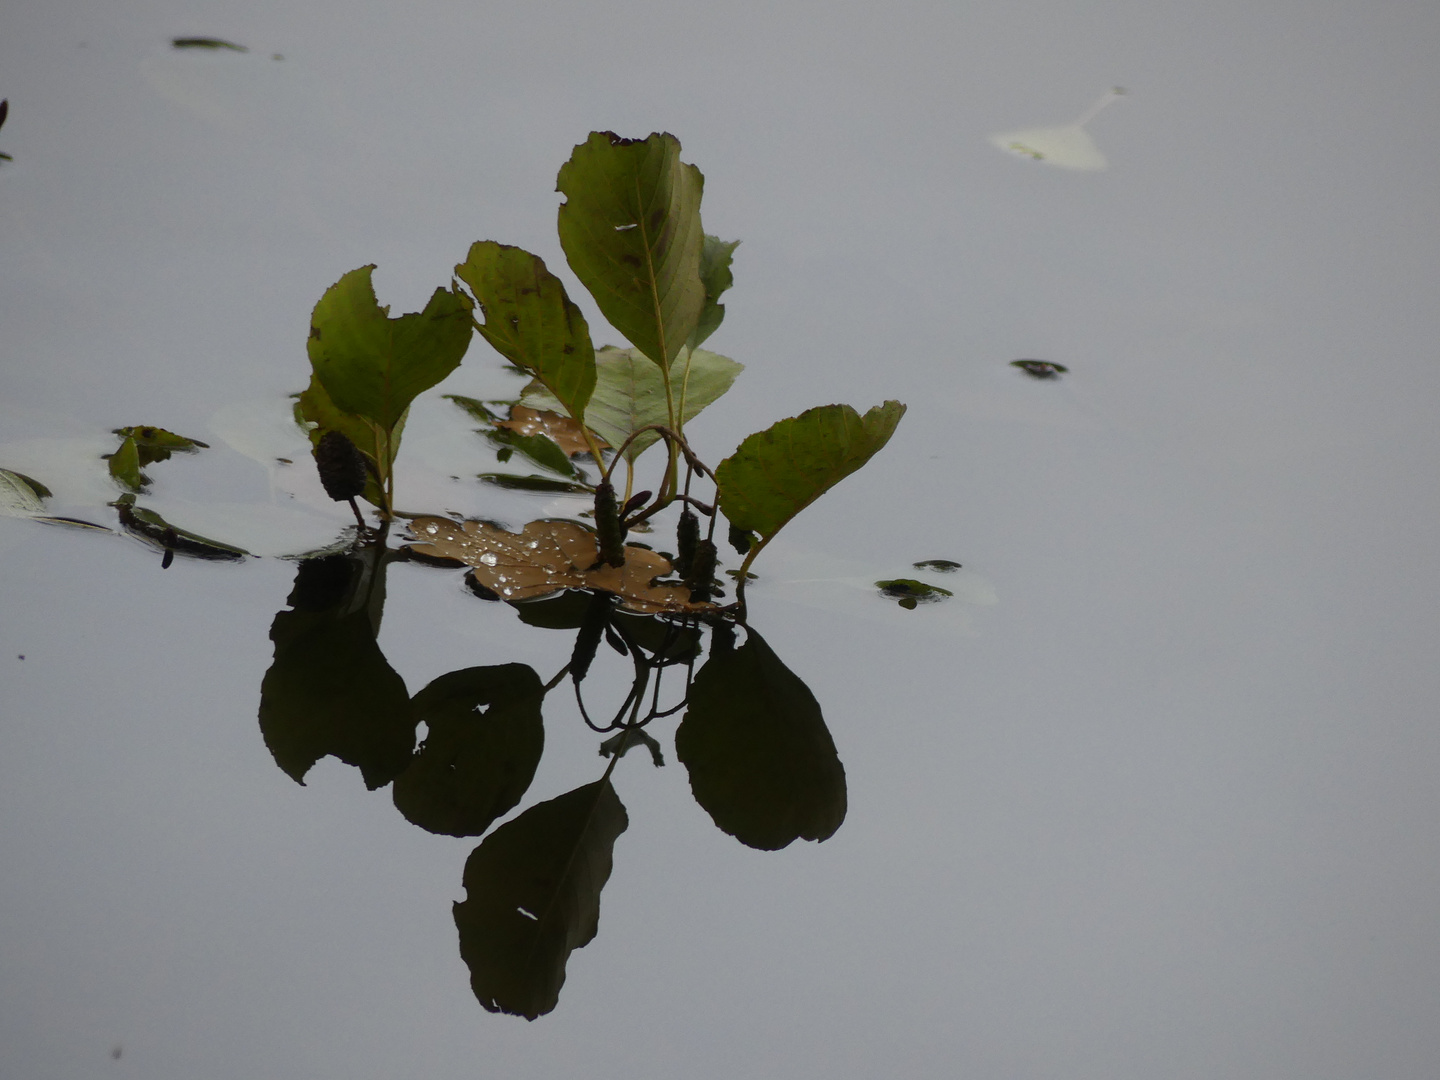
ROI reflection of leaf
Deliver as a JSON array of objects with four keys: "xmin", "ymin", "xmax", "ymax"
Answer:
[
  {"xmin": 308, "ymin": 265, "xmax": 471, "ymax": 433},
  {"xmin": 453, "ymin": 779, "xmax": 628, "ymax": 1019},
  {"xmin": 716, "ymin": 401, "xmax": 906, "ymax": 544},
  {"xmin": 675, "ymin": 628, "xmax": 846, "ymax": 850},
  {"xmin": 556, "ymin": 132, "xmax": 705, "ymax": 370},
  {"xmin": 455, "ymin": 242, "xmax": 596, "ymax": 427},
  {"xmin": 112, "ymin": 494, "xmax": 249, "ymax": 561},
  {"xmin": 258, "ymin": 552, "xmax": 413, "ymax": 789},
  {"xmin": 393, "ymin": 665, "xmax": 544, "ymax": 837},
  {"xmin": 523, "ymin": 346, "xmax": 742, "ymax": 464},
  {"xmin": 407, "ymin": 516, "xmax": 711, "ymax": 614},
  {"xmin": 688, "ymin": 235, "xmax": 740, "ymax": 352}
]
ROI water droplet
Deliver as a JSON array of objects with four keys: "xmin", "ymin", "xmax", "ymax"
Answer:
[
  {"xmin": 526, "ymin": 540, "xmax": 539, "ymax": 550},
  {"xmin": 496, "ymin": 574, "xmax": 508, "ymax": 584},
  {"xmin": 479, "ymin": 552, "xmax": 498, "ymax": 566},
  {"xmin": 502, "ymin": 586, "xmax": 513, "ymax": 596},
  {"xmin": 425, "ymin": 523, "xmax": 438, "ymax": 535}
]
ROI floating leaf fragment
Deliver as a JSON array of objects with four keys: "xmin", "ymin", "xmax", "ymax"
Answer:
[
  {"xmin": 912, "ymin": 558, "xmax": 962, "ymax": 572},
  {"xmin": 1011, "ymin": 359, "xmax": 1068, "ymax": 379},
  {"xmin": 406, "ymin": 516, "xmax": 713, "ymax": 614},
  {"xmin": 478, "ymin": 473, "xmax": 592, "ymax": 495},
  {"xmin": 112, "ymin": 493, "xmax": 249, "ymax": 562},
  {"xmin": 171, "ymin": 37, "xmax": 248, "ymax": 52},
  {"xmin": 876, "ymin": 578, "xmax": 953, "ymax": 610},
  {"xmin": 493, "ymin": 405, "xmax": 598, "ymax": 460}
]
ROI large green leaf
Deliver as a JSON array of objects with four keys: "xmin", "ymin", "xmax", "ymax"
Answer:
[
  {"xmin": 716, "ymin": 401, "xmax": 907, "ymax": 543},
  {"xmin": 307, "ymin": 265, "xmax": 472, "ymax": 432},
  {"xmin": 675, "ymin": 628, "xmax": 846, "ymax": 850},
  {"xmin": 392, "ymin": 665, "xmax": 545, "ymax": 838},
  {"xmin": 455, "ymin": 241, "xmax": 596, "ymax": 424},
  {"xmin": 453, "ymin": 779, "xmax": 628, "ymax": 1019},
  {"xmin": 523, "ymin": 346, "xmax": 742, "ymax": 463},
  {"xmin": 688, "ymin": 235, "xmax": 739, "ymax": 352},
  {"xmin": 556, "ymin": 132, "xmax": 705, "ymax": 370}
]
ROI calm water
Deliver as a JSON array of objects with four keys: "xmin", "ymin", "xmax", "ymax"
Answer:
[{"xmin": 5, "ymin": 2, "xmax": 1440, "ymax": 1077}]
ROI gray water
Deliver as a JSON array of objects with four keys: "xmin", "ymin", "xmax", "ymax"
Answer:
[{"xmin": 4, "ymin": 2, "xmax": 1440, "ymax": 1077}]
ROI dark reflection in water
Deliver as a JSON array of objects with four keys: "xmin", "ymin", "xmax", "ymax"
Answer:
[{"xmin": 257, "ymin": 529, "xmax": 846, "ymax": 1019}]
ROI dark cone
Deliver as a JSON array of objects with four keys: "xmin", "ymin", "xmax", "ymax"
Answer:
[{"xmin": 314, "ymin": 430, "xmax": 368, "ymax": 502}]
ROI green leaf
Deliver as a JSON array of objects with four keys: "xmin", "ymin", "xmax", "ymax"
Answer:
[
  {"xmin": 455, "ymin": 242, "xmax": 596, "ymax": 425},
  {"xmin": 111, "ymin": 426, "xmax": 209, "ymax": 466},
  {"xmin": 688, "ymin": 235, "xmax": 740, "ymax": 351},
  {"xmin": 308, "ymin": 265, "xmax": 472, "ymax": 433},
  {"xmin": 716, "ymin": 401, "xmax": 907, "ymax": 543},
  {"xmin": 556, "ymin": 132, "xmax": 706, "ymax": 370},
  {"xmin": 523, "ymin": 346, "xmax": 743, "ymax": 463},
  {"xmin": 675, "ymin": 628, "xmax": 846, "ymax": 850},
  {"xmin": 453, "ymin": 779, "xmax": 628, "ymax": 1019},
  {"xmin": 107, "ymin": 436, "xmax": 146, "ymax": 492},
  {"xmin": 258, "ymin": 552, "xmax": 413, "ymax": 789},
  {"xmin": 392, "ymin": 665, "xmax": 545, "ymax": 838}
]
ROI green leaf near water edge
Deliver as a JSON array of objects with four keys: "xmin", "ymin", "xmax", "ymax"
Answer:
[
  {"xmin": 453, "ymin": 779, "xmax": 628, "ymax": 1019},
  {"xmin": 556, "ymin": 132, "xmax": 706, "ymax": 371},
  {"xmin": 454, "ymin": 242, "xmax": 596, "ymax": 428},
  {"xmin": 307, "ymin": 265, "xmax": 471, "ymax": 433},
  {"xmin": 392, "ymin": 665, "xmax": 545, "ymax": 838},
  {"xmin": 675, "ymin": 627, "xmax": 846, "ymax": 850},
  {"xmin": 716, "ymin": 401, "xmax": 907, "ymax": 544},
  {"xmin": 522, "ymin": 346, "xmax": 743, "ymax": 464}
]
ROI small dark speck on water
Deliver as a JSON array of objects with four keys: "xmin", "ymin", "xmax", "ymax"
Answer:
[
  {"xmin": 17, "ymin": 655, "xmax": 24, "ymax": 660},
  {"xmin": 111, "ymin": 1045, "xmax": 122, "ymax": 1060}
]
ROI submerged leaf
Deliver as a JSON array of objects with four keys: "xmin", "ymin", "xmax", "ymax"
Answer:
[
  {"xmin": 107, "ymin": 436, "xmax": 146, "ymax": 492},
  {"xmin": 523, "ymin": 346, "xmax": 742, "ymax": 463},
  {"xmin": 454, "ymin": 779, "xmax": 628, "ymax": 1019},
  {"xmin": 556, "ymin": 132, "xmax": 706, "ymax": 369},
  {"xmin": 455, "ymin": 242, "xmax": 596, "ymax": 427},
  {"xmin": 492, "ymin": 405, "xmax": 598, "ymax": 459},
  {"xmin": 406, "ymin": 516, "xmax": 712, "ymax": 614},
  {"xmin": 478, "ymin": 473, "xmax": 592, "ymax": 495},
  {"xmin": 876, "ymin": 578, "xmax": 954, "ymax": 609},
  {"xmin": 675, "ymin": 628, "xmax": 846, "ymax": 849},
  {"xmin": 393, "ymin": 665, "xmax": 545, "ymax": 837},
  {"xmin": 308, "ymin": 265, "xmax": 471, "ymax": 433},
  {"xmin": 716, "ymin": 401, "xmax": 906, "ymax": 543}
]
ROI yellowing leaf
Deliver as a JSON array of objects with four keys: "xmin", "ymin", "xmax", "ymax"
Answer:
[{"xmin": 406, "ymin": 516, "xmax": 713, "ymax": 614}]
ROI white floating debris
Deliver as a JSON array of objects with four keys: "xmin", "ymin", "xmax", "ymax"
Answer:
[{"xmin": 989, "ymin": 87, "xmax": 1126, "ymax": 171}]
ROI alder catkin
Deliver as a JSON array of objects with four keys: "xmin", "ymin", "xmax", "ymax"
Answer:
[{"xmin": 314, "ymin": 430, "xmax": 368, "ymax": 502}]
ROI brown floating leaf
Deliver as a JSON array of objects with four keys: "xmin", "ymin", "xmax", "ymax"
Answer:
[
  {"xmin": 407, "ymin": 517, "xmax": 713, "ymax": 614},
  {"xmin": 493, "ymin": 405, "xmax": 603, "ymax": 459}
]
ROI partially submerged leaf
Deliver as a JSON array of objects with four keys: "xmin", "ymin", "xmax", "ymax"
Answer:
[
  {"xmin": 107, "ymin": 437, "xmax": 146, "ymax": 492},
  {"xmin": 393, "ymin": 665, "xmax": 545, "ymax": 837},
  {"xmin": 876, "ymin": 578, "xmax": 954, "ymax": 610},
  {"xmin": 556, "ymin": 132, "xmax": 706, "ymax": 369},
  {"xmin": 111, "ymin": 426, "xmax": 209, "ymax": 465},
  {"xmin": 308, "ymin": 265, "xmax": 471, "ymax": 433},
  {"xmin": 523, "ymin": 346, "xmax": 742, "ymax": 463},
  {"xmin": 478, "ymin": 473, "xmax": 591, "ymax": 495},
  {"xmin": 1011, "ymin": 359, "xmax": 1069, "ymax": 379},
  {"xmin": 112, "ymin": 494, "xmax": 250, "ymax": 561},
  {"xmin": 912, "ymin": 558, "xmax": 962, "ymax": 573},
  {"xmin": 675, "ymin": 628, "xmax": 846, "ymax": 849},
  {"xmin": 455, "ymin": 242, "xmax": 596, "ymax": 426},
  {"xmin": 716, "ymin": 401, "xmax": 906, "ymax": 543},
  {"xmin": 453, "ymin": 779, "xmax": 628, "ymax": 1019},
  {"xmin": 406, "ymin": 516, "xmax": 712, "ymax": 614}
]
